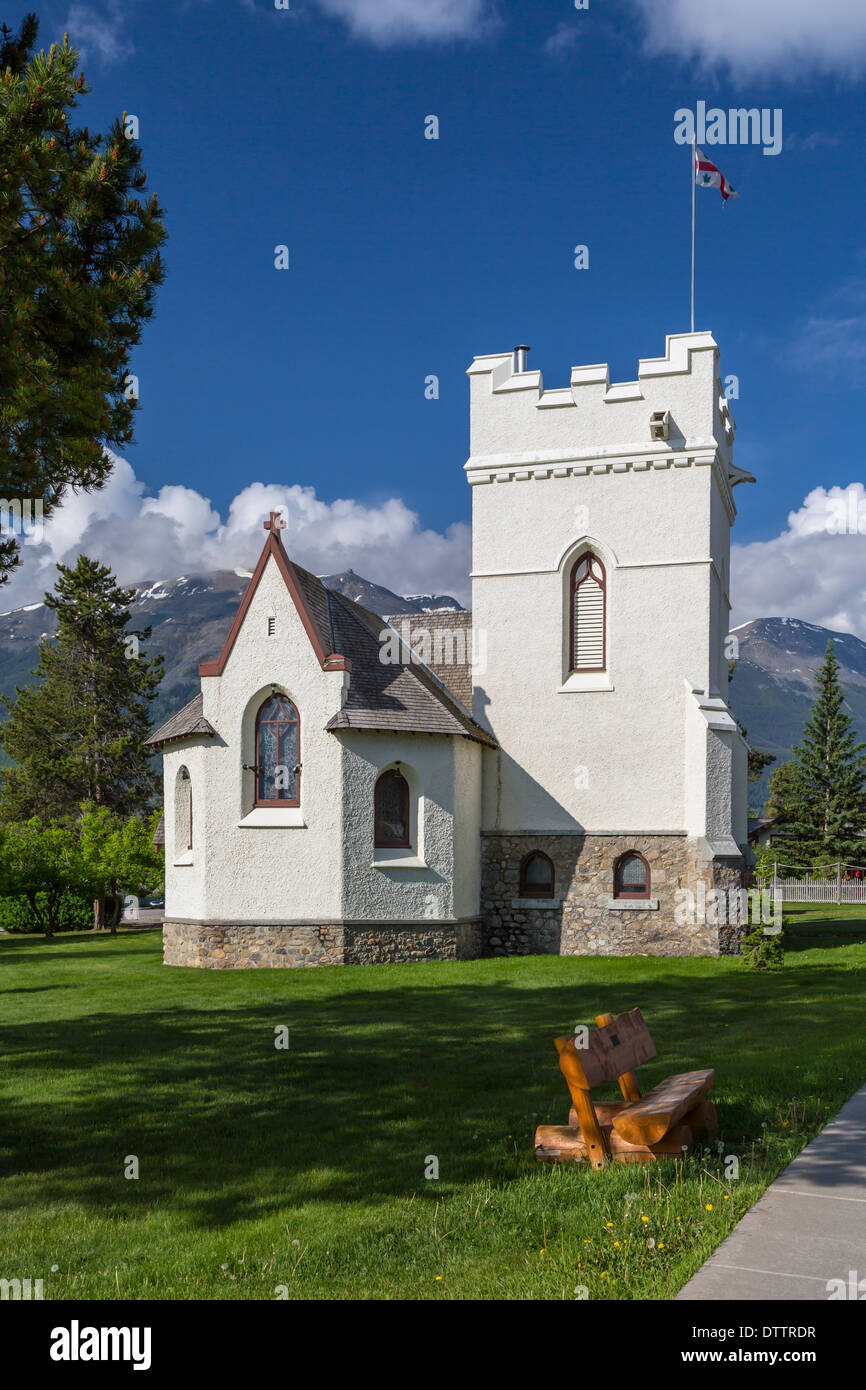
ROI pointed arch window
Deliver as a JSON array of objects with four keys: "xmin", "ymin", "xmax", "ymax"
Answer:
[
  {"xmin": 174, "ymin": 766, "xmax": 193, "ymax": 857},
  {"xmin": 374, "ymin": 768, "xmax": 411, "ymax": 848},
  {"xmin": 519, "ymin": 851, "xmax": 555, "ymax": 899},
  {"xmin": 613, "ymin": 852, "xmax": 650, "ymax": 900},
  {"xmin": 255, "ymin": 694, "xmax": 300, "ymax": 807},
  {"xmin": 570, "ymin": 554, "xmax": 606, "ymax": 672}
]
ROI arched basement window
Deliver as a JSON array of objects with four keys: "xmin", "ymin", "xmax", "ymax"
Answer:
[
  {"xmin": 613, "ymin": 852, "xmax": 650, "ymax": 900},
  {"xmin": 519, "ymin": 851, "xmax": 555, "ymax": 899},
  {"xmin": 255, "ymin": 693, "xmax": 300, "ymax": 806},
  {"xmin": 570, "ymin": 554, "xmax": 606, "ymax": 672},
  {"xmin": 374, "ymin": 767, "xmax": 411, "ymax": 848}
]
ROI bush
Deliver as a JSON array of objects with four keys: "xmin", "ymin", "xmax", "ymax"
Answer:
[
  {"xmin": 740, "ymin": 918, "xmax": 786, "ymax": 970},
  {"xmin": 0, "ymin": 892, "xmax": 93, "ymax": 933}
]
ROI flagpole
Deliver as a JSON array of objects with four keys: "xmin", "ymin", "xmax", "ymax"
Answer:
[{"xmin": 690, "ymin": 136, "xmax": 696, "ymax": 333}]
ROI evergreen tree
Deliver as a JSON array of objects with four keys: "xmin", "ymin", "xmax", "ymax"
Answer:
[
  {"xmin": 0, "ymin": 555, "xmax": 164, "ymax": 821},
  {"xmin": 763, "ymin": 759, "xmax": 803, "ymax": 822},
  {"xmin": 769, "ymin": 641, "xmax": 866, "ymax": 862},
  {"xmin": 0, "ymin": 14, "xmax": 166, "ymax": 580}
]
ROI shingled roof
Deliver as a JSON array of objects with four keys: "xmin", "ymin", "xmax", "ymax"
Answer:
[
  {"xmin": 147, "ymin": 527, "xmax": 496, "ymax": 751},
  {"xmin": 145, "ymin": 693, "xmax": 216, "ymax": 749},
  {"xmin": 385, "ymin": 610, "xmax": 473, "ymax": 710},
  {"xmin": 322, "ymin": 582, "xmax": 495, "ymax": 746}
]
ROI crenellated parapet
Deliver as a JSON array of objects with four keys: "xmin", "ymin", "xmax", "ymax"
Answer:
[{"xmin": 465, "ymin": 331, "xmax": 741, "ymax": 505}]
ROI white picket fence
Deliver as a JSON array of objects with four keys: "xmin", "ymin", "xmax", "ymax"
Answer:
[{"xmin": 773, "ymin": 876, "xmax": 866, "ymax": 904}]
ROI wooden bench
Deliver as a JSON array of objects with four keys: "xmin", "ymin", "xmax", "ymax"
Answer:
[{"xmin": 534, "ymin": 1008, "xmax": 717, "ymax": 1168}]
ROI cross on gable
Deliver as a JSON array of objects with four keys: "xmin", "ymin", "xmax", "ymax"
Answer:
[{"xmin": 264, "ymin": 510, "xmax": 287, "ymax": 534}]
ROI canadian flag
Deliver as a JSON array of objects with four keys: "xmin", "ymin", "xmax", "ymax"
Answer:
[{"xmin": 695, "ymin": 147, "xmax": 738, "ymax": 201}]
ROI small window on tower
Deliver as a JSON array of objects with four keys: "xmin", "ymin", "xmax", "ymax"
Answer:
[
  {"xmin": 570, "ymin": 554, "xmax": 606, "ymax": 672},
  {"xmin": 267, "ymin": 616, "xmax": 276, "ymax": 638}
]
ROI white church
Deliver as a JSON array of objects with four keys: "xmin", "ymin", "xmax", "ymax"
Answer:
[{"xmin": 147, "ymin": 331, "xmax": 751, "ymax": 968}]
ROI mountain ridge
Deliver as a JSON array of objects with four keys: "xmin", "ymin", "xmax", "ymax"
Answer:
[{"xmin": 2, "ymin": 574, "xmax": 864, "ymax": 811}]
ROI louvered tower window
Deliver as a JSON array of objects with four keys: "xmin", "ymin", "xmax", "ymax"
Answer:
[{"xmin": 570, "ymin": 555, "xmax": 606, "ymax": 672}]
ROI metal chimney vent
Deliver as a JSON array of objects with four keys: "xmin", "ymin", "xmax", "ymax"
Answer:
[{"xmin": 512, "ymin": 345, "xmax": 530, "ymax": 374}]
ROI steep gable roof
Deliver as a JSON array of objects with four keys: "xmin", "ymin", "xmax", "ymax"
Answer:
[
  {"xmin": 324, "ymin": 589, "xmax": 495, "ymax": 746},
  {"xmin": 158, "ymin": 526, "xmax": 495, "ymax": 749},
  {"xmin": 385, "ymin": 610, "xmax": 473, "ymax": 710},
  {"xmin": 198, "ymin": 529, "xmax": 349, "ymax": 677}
]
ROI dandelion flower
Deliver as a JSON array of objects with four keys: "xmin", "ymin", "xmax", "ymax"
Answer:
[{"xmin": 705, "ymin": 1203, "xmax": 713, "ymax": 1211}]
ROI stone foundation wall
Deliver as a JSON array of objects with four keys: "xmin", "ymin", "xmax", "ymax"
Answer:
[
  {"xmin": 163, "ymin": 919, "xmax": 483, "ymax": 969},
  {"xmin": 481, "ymin": 834, "xmax": 746, "ymax": 958}
]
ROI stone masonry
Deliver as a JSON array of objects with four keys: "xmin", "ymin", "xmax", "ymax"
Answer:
[
  {"xmin": 163, "ymin": 919, "xmax": 484, "ymax": 968},
  {"xmin": 480, "ymin": 833, "xmax": 746, "ymax": 958}
]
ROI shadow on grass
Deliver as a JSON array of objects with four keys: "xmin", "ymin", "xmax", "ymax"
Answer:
[{"xmin": 1, "ymin": 938, "xmax": 864, "ymax": 1230}]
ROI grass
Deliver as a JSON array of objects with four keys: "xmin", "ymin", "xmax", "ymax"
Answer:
[{"xmin": 1, "ymin": 905, "xmax": 865, "ymax": 1301}]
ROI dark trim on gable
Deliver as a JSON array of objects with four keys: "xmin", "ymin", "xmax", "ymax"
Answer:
[{"xmin": 198, "ymin": 532, "xmax": 351, "ymax": 676}]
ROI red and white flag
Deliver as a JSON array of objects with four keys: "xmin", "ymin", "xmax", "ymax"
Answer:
[{"xmin": 695, "ymin": 147, "xmax": 738, "ymax": 201}]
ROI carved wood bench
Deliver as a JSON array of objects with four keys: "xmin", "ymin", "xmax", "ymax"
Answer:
[{"xmin": 534, "ymin": 1007, "xmax": 717, "ymax": 1168}]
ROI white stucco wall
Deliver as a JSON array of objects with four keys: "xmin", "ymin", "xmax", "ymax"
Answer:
[
  {"xmin": 161, "ymin": 553, "xmax": 484, "ymax": 924},
  {"xmin": 162, "ymin": 742, "xmax": 208, "ymax": 921},
  {"xmin": 467, "ymin": 333, "xmax": 745, "ymax": 843},
  {"xmin": 452, "ymin": 736, "xmax": 483, "ymax": 917},
  {"xmin": 339, "ymin": 730, "xmax": 481, "ymax": 921},
  {"xmin": 168, "ymin": 556, "xmax": 348, "ymax": 921}
]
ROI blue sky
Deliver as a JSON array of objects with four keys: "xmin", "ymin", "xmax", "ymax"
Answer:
[{"xmin": 7, "ymin": 0, "xmax": 866, "ymax": 632}]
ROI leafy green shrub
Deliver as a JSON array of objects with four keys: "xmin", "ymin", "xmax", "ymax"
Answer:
[
  {"xmin": 0, "ymin": 892, "xmax": 93, "ymax": 933},
  {"xmin": 740, "ymin": 918, "xmax": 786, "ymax": 970}
]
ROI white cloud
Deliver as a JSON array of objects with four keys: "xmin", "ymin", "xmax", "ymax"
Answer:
[
  {"xmin": 785, "ymin": 131, "xmax": 841, "ymax": 152},
  {"xmin": 787, "ymin": 279, "xmax": 866, "ymax": 372},
  {"xmin": 1, "ymin": 454, "xmax": 471, "ymax": 610},
  {"xmin": 543, "ymin": 22, "xmax": 580, "ymax": 59},
  {"xmin": 631, "ymin": 0, "xmax": 866, "ymax": 78},
  {"xmin": 64, "ymin": 2, "xmax": 134, "ymax": 66},
  {"xmin": 311, "ymin": 0, "xmax": 496, "ymax": 45},
  {"xmin": 732, "ymin": 484, "xmax": 866, "ymax": 638},
  {"xmin": 63, "ymin": 0, "xmax": 495, "ymax": 59}
]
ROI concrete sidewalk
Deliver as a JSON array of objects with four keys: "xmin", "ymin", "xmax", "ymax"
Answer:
[{"xmin": 677, "ymin": 1085, "xmax": 866, "ymax": 1300}]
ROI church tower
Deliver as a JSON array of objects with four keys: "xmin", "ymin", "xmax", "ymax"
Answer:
[{"xmin": 466, "ymin": 332, "xmax": 750, "ymax": 956}]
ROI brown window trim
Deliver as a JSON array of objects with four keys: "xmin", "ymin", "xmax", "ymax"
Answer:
[
  {"xmin": 519, "ymin": 851, "xmax": 555, "ymax": 899},
  {"xmin": 613, "ymin": 851, "xmax": 651, "ymax": 899},
  {"xmin": 254, "ymin": 696, "xmax": 301, "ymax": 809},
  {"xmin": 374, "ymin": 768, "xmax": 411, "ymax": 849},
  {"xmin": 570, "ymin": 553, "xmax": 606, "ymax": 674}
]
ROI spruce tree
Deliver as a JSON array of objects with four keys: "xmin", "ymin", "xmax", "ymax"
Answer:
[
  {"xmin": 0, "ymin": 555, "xmax": 164, "ymax": 821},
  {"xmin": 763, "ymin": 759, "xmax": 803, "ymax": 822},
  {"xmin": 0, "ymin": 15, "xmax": 166, "ymax": 580},
  {"xmin": 774, "ymin": 641, "xmax": 866, "ymax": 862}
]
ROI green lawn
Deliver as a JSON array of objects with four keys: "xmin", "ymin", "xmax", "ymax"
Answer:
[{"xmin": 1, "ymin": 906, "xmax": 865, "ymax": 1301}]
